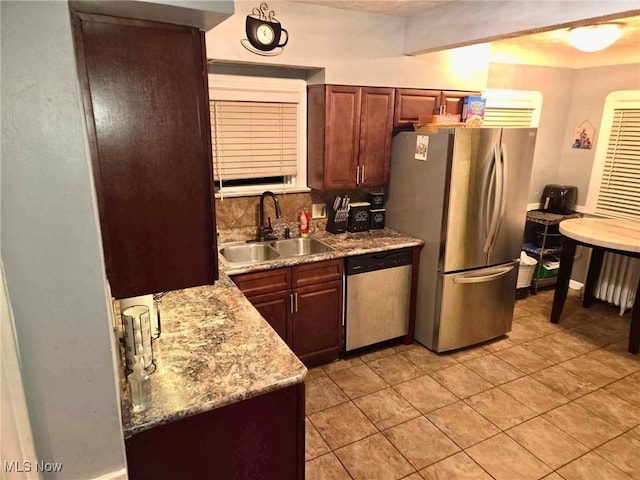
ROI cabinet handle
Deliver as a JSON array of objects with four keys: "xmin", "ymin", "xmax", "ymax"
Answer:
[
  {"xmin": 290, "ymin": 293, "xmax": 294, "ymax": 314},
  {"xmin": 361, "ymin": 164, "xmax": 365, "ymax": 183},
  {"xmin": 356, "ymin": 165, "xmax": 360, "ymax": 184},
  {"xmin": 294, "ymin": 292, "xmax": 298, "ymax": 312}
]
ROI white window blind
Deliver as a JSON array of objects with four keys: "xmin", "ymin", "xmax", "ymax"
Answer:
[
  {"xmin": 481, "ymin": 89, "xmax": 542, "ymax": 127},
  {"xmin": 211, "ymin": 100, "xmax": 298, "ymax": 181},
  {"xmin": 482, "ymin": 107, "xmax": 535, "ymax": 127},
  {"xmin": 595, "ymin": 107, "xmax": 640, "ymax": 219}
]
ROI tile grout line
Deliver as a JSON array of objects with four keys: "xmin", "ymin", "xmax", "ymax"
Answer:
[{"xmin": 305, "ymin": 294, "xmax": 638, "ymax": 479}]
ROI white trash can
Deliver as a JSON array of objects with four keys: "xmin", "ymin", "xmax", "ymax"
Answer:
[{"xmin": 517, "ymin": 252, "xmax": 538, "ymax": 289}]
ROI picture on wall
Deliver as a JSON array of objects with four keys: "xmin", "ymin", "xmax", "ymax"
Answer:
[{"xmin": 572, "ymin": 127, "xmax": 595, "ymax": 149}]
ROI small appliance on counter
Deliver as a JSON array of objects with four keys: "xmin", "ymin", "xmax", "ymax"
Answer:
[
  {"xmin": 347, "ymin": 202, "xmax": 370, "ymax": 232},
  {"xmin": 540, "ymin": 184, "xmax": 577, "ymax": 214},
  {"xmin": 369, "ymin": 209, "xmax": 386, "ymax": 229},
  {"xmin": 368, "ymin": 192, "xmax": 385, "ymax": 210}
]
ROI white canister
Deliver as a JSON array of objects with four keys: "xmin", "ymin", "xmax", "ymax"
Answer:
[{"xmin": 122, "ymin": 305, "xmax": 153, "ymax": 372}]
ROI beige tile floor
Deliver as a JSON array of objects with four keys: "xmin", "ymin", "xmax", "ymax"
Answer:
[{"xmin": 304, "ymin": 289, "xmax": 640, "ymax": 480}]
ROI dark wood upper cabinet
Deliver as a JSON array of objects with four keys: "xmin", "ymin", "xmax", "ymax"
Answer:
[
  {"xmin": 72, "ymin": 13, "xmax": 217, "ymax": 299},
  {"xmin": 308, "ymin": 85, "xmax": 394, "ymax": 190},
  {"xmin": 393, "ymin": 89, "xmax": 481, "ymax": 128},
  {"xmin": 393, "ymin": 89, "xmax": 441, "ymax": 128},
  {"xmin": 359, "ymin": 87, "xmax": 395, "ymax": 188},
  {"xmin": 440, "ymin": 90, "xmax": 481, "ymax": 116}
]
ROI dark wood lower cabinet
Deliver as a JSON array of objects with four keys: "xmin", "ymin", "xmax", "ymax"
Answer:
[
  {"xmin": 232, "ymin": 259, "xmax": 344, "ymax": 368},
  {"xmin": 125, "ymin": 383, "xmax": 305, "ymax": 480},
  {"xmin": 248, "ymin": 289, "xmax": 293, "ymax": 346},
  {"xmin": 293, "ymin": 280, "xmax": 343, "ymax": 366}
]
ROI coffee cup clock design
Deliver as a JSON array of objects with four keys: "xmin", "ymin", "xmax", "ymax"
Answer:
[{"xmin": 242, "ymin": 3, "xmax": 289, "ymax": 56}]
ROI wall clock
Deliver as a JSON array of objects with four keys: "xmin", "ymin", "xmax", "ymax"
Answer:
[{"xmin": 242, "ymin": 3, "xmax": 289, "ymax": 56}]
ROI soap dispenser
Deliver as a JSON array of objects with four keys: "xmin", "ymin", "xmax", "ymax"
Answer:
[{"xmin": 128, "ymin": 355, "xmax": 152, "ymax": 413}]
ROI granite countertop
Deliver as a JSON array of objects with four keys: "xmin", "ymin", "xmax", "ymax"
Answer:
[
  {"xmin": 122, "ymin": 228, "xmax": 423, "ymax": 438},
  {"xmin": 120, "ymin": 274, "xmax": 307, "ymax": 438},
  {"xmin": 220, "ymin": 227, "xmax": 424, "ymax": 275}
]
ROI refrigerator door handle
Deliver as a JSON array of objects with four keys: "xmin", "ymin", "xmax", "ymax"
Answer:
[
  {"xmin": 452, "ymin": 265, "xmax": 515, "ymax": 284},
  {"xmin": 480, "ymin": 154, "xmax": 493, "ymax": 241},
  {"xmin": 483, "ymin": 144, "xmax": 502, "ymax": 253},
  {"xmin": 490, "ymin": 142, "xmax": 509, "ymax": 251}
]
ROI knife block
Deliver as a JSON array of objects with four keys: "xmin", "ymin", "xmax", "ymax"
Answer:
[{"xmin": 326, "ymin": 208, "xmax": 348, "ymax": 234}]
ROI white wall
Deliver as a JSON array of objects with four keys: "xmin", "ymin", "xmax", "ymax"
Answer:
[
  {"xmin": 206, "ymin": 0, "xmax": 490, "ymax": 91},
  {"xmin": 1, "ymin": 2, "xmax": 127, "ymax": 478},
  {"xmin": 557, "ymin": 62, "xmax": 640, "ymax": 205},
  {"xmin": 403, "ymin": 0, "xmax": 640, "ymax": 54}
]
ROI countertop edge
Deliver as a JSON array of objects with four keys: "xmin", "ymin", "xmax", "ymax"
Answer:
[{"xmin": 124, "ymin": 368, "xmax": 306, "ymax": 438}]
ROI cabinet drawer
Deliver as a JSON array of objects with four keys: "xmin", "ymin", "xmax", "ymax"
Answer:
[
  {"xmin": 292, "ymin": 259, "xmax": 343, "ymax": 288},
  {"xmin": 232, "ymin": 268, "xmax": 291, "ymax": 296}
]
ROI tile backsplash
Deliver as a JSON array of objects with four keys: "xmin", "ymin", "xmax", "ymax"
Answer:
[
  {"xmin": 215, "ymin": 189, "xmax": 375, "ymax": 243},
  {"xmin": 215, "ymin": 192, "xmax": 323, "ymax": 243}
]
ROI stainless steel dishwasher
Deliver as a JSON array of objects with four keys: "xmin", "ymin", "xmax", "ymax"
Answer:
[{"xmin": 345, "ymin": 248, "xmax": 412, "ymax": 351}]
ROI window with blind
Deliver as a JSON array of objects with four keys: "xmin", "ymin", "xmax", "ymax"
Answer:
[
  {"xmin": 482, "ymin": 89, "xmax": 542, "ymax": 127},
  {"xmin": 482, "ymin": 107, "xmax": 535, "ymax": 127},
  {"xmin": 208, "ymin": 74, "xmax": 308, "ymax": 197},
  {"xmin": 587, "ymin": 90, "xmax": 640, "ymax": 220}
]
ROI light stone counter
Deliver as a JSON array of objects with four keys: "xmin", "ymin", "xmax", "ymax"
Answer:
[
  {"xmin": 559, "ymin": 218, "xmax": 640, "ymax": 253},
  {"xmin": 120, "ymin": 274, "xmax": 307, "ymax": 438}
]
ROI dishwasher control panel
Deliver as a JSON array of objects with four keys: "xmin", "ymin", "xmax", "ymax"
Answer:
[{"xmin": 345, "ymin": 248, "xmax": 413, "ymax": 275}]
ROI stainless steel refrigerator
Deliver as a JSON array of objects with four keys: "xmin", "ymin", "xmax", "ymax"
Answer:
[{"xmin": 386, "ymin": 128, "xmax": 537, "ymax": 352}]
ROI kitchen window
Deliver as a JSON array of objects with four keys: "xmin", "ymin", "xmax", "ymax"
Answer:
[
  {"xmin": 208, "ymin": 74, "xmax": 309, "ymax": 197},
  {"xmin": 482, "ymin": 89, "xmax": 543, "ymax": 127},
  {"xmin": 586, "ymin": 90, "xmax": 640, "ymax": 220}
]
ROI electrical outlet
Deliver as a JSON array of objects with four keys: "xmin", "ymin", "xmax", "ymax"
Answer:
[{"xmin": 311, "ymin": 203, "xmax": 327, "ymax": 219}]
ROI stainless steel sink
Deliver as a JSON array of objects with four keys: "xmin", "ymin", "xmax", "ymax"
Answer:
[
  {"xmin": 219, "ymin": 243, "xmax": 280, "ymax": 265},
  {"xmin": 271, "ymin": 237, "xmax": 335, "ymax": 257}
]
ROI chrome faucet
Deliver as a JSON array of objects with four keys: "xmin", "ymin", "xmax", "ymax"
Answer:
[{"xmin": 257, "ymin": 191, "xmax": 282, "ymax": 241}]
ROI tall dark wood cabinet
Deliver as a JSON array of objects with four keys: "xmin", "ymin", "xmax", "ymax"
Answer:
[
  {"xmin": 72, "ymin": 13, "xmax": 217, "ymax": 299},
  {"xmin": 308, "ymin": 85, "xmax": 394, "ymax": 190}
]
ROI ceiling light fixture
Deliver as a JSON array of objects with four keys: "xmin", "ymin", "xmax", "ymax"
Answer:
[{"xmin": 568, "ymin": 23, "xmax": 623, "ymax": 52}]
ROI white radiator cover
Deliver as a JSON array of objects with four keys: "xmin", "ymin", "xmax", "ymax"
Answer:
[{"xmin": 594, "ymin": 252, "xmax": 640, "ymax": 315}]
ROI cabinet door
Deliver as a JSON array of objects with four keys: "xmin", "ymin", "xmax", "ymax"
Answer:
[
  {"xmin": 72, "ymin": 13, "xmax": 216, "ymax": 298},
  {"xmin": 359, "ymin": 87, "xmax": 395, "ymax": 188},
  {"xmin": 247, "ymin": 290, "xmax": 292, "ymax": 346},
  {"xmin": 393, "ymin": 89, "xmax": 440, "ymax": 128},
  {"xmin": 292, "ymin": 280, "xmax": 343, "ymax": 367},
  {"xmin": 440, "ymin": 90, "xmax": 481, "ymax": 116},
  {"xmin": 323, "ymin": 85, "xmax": 361, "ymax": 189}
]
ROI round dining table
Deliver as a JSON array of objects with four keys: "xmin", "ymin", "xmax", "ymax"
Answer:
[{"xmin": 550, "ymin": 217, "xmax": 640, "ymax": 354}]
